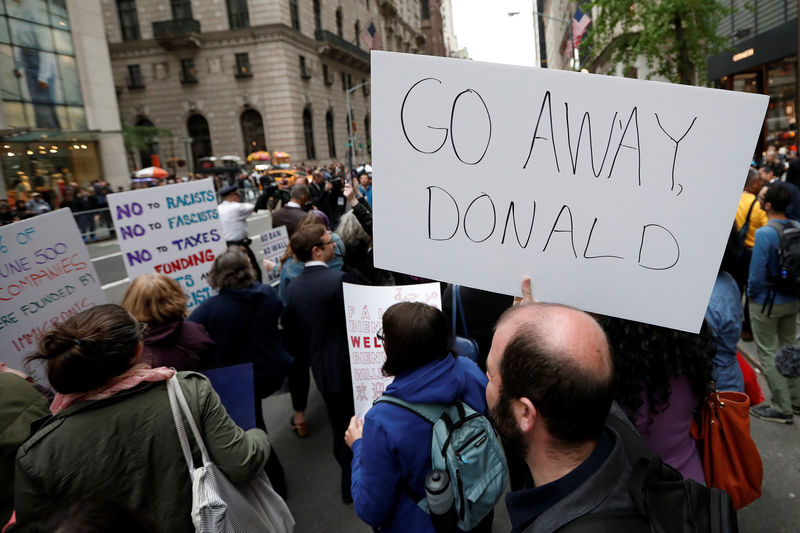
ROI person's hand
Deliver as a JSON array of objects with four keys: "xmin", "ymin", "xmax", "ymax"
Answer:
[
  {"xmin": 513, "ymin": 277, "xmax": 535, "ymax": 306},
  {"xmin": 325, "ymin": 181, "xmax": 333, "ymax": 192},
  {"xmin": 0, "ymin": 362, "xmax": 28, "ymax": 379},
  {"xmin": 345, "ymin": 416, "xmax": 363, "ymax": 448},
  {"xmin": 352, "ymin": 178, "xmax": 363, "ymax": 199},
  {"xmin": 262, "ymin": 258, "xmax": 275, "ymax": 272},
  {"xmin": 344, "ymin": 180, "xmax": 358, "ymax": 207}
]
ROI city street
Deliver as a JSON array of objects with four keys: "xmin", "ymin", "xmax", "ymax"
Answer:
[{"xmin": 82, "ymin": 210, "xmax": 800, "ymax": 533}]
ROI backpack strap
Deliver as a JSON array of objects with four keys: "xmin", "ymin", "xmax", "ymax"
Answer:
[
  {"xmin": 738, "ymin": 198, "xmax": 757, "ymax": 240},
  {"xmin": 373, "ymin": 395, "xmax": 445, "ymax": 424}
]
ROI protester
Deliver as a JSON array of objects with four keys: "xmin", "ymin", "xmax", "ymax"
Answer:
[
  {"xmin": 734, "ymin": 167, "xmax": 767, "ymax": 341},
  {"xmin": 748, "ymin": 182, "xmax": 800, "ymax": 423},
  {"xmin": 70, "ymin": 188, "xmax": 96, "ymax": 241},
  {"xmin": 485, "ymin": 282, "xmax": 640, "ymax": 532},
  {"xmin": 272, "ymin": 183, "xmax": 310, "ymax": 236},
  {"xmin": 345, "ymin": 302, "xmax": 491, "ymax": 532},
  {"xmin": 121, "ymin": 273, "xmax": 215, "ymax": 371},
  {"xmin": 596, "ymin": 316, "xmax": 712, "ymax": 484},
  {"xmin": 1, "ymin": 367, "xmax": 50, "ymax": 526},
  {"xmin": 25, "ymin": 193, "xmax": 50, "ymax": 215},
  {"xmin": 283, "ymin": 224, "xmax": 355, "ymax": 503},
  {"xmin": 14, "ymin": 304, "xmax": 270, "ymax": 532}
]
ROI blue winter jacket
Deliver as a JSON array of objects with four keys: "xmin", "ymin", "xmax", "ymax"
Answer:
[{"xmin": 350, "ymin": 355, "xmax": 488, "ymax": 532}]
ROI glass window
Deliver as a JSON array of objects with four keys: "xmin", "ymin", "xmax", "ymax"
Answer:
[
  {"xmin": 336, "ymin": 8, "xmax": 343, "ymax": 39},
  {"xmin": 128, "ymin": 64, "xmax": 144, "ymax": 88},
  {"xmin": 323, "ymin": 64, "xmax": 332, "ymax": 85},
  {"xmin": 290, "ymin": 0, "xmax": 300, "ymax": 30},
  {"xmin": 341, "ymin": 71, "xmax": 346, "ymax": 90},
  {"xmin": 0, "ymin": 18, "xmax": 9, "ymax": 44},
  {"xmin": 235, "ymin": 52, "xmax": 251, "ymax": 76},
  {"xmin": 313, "ymin": 0, "xmax": 321, "ymax": 32},
  {"xmin": 226, "ymin": 0, "xmax": 250, "ymax": 29},
  {"xmin": 2, "ymin": 101, "xmax": 30, "ymax": 128},
  {"xmin": 241, "ymin": 109, "xmax": 266, "ymax": 153},
  {"xmin": 421, "ymin": 0, "xmax": 430, "ymax": 20},
  {"xmin": 58, "ymin": 54, "xmax": 82, "ymax": 104},
  {"xmin": 48, "ymin": 0, "xmax": 70, "ymax": 29},
  {"xmin": 9, "ymin": 19, "xmax": 55, "ymax": 51},
  {"xmin": 0, "ymin": 44, "xmax": 22, "ymax": 100},
  {"xmin": 325, "ymin": 110, "xmax": 336, "ymax": 158},
  {"xmin": 303, "ymin": 107, "xmax": 315, "ymax": 160},
  {"xmin": 67, "ymin": 105, "xmax": 86, "ymax": 130},
  {"xmin": 188, "ymin": 114, "xmax": 213, "ymax": 167},
  {"xmin": 766, "ymin": 58, "xmax": 798, "ymax": 152},
  {"xmin": 6, "ymin": 0, "xmax": 49, "ymax": 25},
  {"xmin": 354, "ymin": 21, "xmax": 360, "ymax": 48},
  {"xmin": 180, "ymin": 58, "xmax": 197, "ymax": 83},
  {"xmin": 299, "ymin": 56, "xmax": 309, "ymax": 79},
  {"xmin": 171, "ymin": 0, "xmax": 193, "ymax": 19},
  {"xmin": 52, "ymin": 29, "xmax": 73, "ymax": 55},
  {"xmin": 116, "ymin": 0, "xmax": 141, "ymax": 41}
]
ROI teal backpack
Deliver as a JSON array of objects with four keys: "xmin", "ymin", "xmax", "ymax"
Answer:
[{"xmin": 374, "ymin": 395, "xmax": 508, "ymax": 531}]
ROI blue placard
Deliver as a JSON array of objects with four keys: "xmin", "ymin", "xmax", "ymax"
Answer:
[{"xmin": 201, "ymin": 363, "xmax": 256, "ymax": 430}]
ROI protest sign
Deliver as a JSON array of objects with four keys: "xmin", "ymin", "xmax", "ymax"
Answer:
[
  {"xmin": 0, "ymin": 209, "xmax": 106, "ymax": 373},
  {"xmin": 260, "ymin": 226, "xmax": 289, "ymax": 282},
  {"xmin": 371, "ymin": 51, "xmax": 769, "ymax": 332},
  {"xmin": 343, "ymin": 282, "xmax": 441, "ymax": 419},
  {"xmin": 108, "ymin": 179, "xmax": 226, "ymax": 311}
]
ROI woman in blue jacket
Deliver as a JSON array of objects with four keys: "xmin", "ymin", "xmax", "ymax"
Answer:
[{"xmin": 345, "ymin": 302, "xmax": 491, "ymax": 532}]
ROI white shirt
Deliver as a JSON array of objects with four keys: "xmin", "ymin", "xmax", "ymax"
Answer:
[
  {"xmin": 305, "ymin": 261, "xmax": 328, "ymax": 268},
  {"xmin": 217, "ymin": 200, "xmax": 254, "ymax": 241}
]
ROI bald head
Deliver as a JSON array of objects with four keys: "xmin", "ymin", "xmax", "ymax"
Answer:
[{"xmin": 490, "ymin": 303, "xmax": 614, "ymax": 447}]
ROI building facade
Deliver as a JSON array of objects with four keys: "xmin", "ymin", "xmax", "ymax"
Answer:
[
  {"xmin": 707, "ymin": 0, "xmax": 799, "ymax": 156},
  {"xmin": 0, "ymin": 0, "xmax": 128, "ymax": 202},
  {"xmin": 420, "ymin": 0, "xmax": 445, "ymax": 57},
  {"xmin": 105, "ymin": 0, "xmax": 426, "ymax": 171}
]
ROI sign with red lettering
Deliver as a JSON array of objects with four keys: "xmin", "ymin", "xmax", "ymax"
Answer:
[
  {"xmin": 343, "ymin": 282, "xmax": 442, "ymax": 419},
  {"xmin": 0, "ymin": 209, "xmax": 106, "ymax": 376},
  {"xmin": 108, "ymin": 179, "xmax": 226, "ymax": 310},
  {"xmin": 371, "ymin": 51, "xmax": 769, "ymax": 332}
]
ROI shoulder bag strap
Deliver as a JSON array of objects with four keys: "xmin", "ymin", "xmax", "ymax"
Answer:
[
  {"xmin": 739, "ymin": 199, "xmax": 757, "ymax": 237},
  {"xmin": 455, "ymin": 285, "xmax": 470, "ymax": 339},
  {"xmin": 450, "ymin": 285, "xmax": 458, "ymax": 338},
  {"xmin": 168, "ymin": 375, "xmax": 211, "ymax": 467},
  {"xmin": 167, "ymin": 375, "xmax": 197, "ymax": 475}
]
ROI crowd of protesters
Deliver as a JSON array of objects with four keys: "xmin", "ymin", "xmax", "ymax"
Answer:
[{"xmin": 0, "ymin": 145, "xmax": 796, "ymax": 532}]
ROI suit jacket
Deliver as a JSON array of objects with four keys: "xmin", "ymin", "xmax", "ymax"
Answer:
[
  {"xmin": 284, "ymin": 265, "xmax": 352, "ymax": 394},
  {"xmin": 271, "ymin": 205, "xmax": 307, "ymax": 236}
]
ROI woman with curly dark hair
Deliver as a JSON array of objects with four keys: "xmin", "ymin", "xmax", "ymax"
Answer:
[{"xmin": 595, "ymin": 316, "xmax": 713, "ymax": 484}]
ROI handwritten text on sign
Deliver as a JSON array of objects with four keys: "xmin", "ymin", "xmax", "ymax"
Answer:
[
  {"xmin": 260, "ymin": 226, "xmax": 289, "ymax": 283},
  {"xmin": 0, "ymin": 209, "xmax": 106, "ymax": 371},
  {"xmin": 371, "ymin": 52, "xmax": 769, "ymax": 332},
  {"xmin": 108, "ymin": 179, "xmax": 227, "ymax": 309},
  {"xmin": 343, "ymin": 282, "xmax": 442, "ymax": 419}
]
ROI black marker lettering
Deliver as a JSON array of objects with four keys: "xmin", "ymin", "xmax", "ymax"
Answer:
[
  {"xmin": 400, "ymin": 78, "xmax": 448, "ymax": 154},
  {"xmin": 427, "ymin": 186, "xmax": 459, "ymax": 240},
  {"xmin": 501, "ymin": 201, "xmax": 536, "ymax": 248},
  {"xmin": 607, "ymin": 107, "xmax": 641, "ymax": 185},
  {"xmin": 450, "ymin": 89, "xmax": 492, "ymax": 165},
  {"xmin": 542, "ymin": 205, "xmax": 577, "ymax": 258},
  {"xmin": 583, "ymin": 218, "xmax": 624, "ymax": 259},
  {"xmin": 463, "ymin": 193, "xmax": 497, "ymax": 242},
  {"xmin": 654, "ymin": 113, "xmax": 697, "ymax": 193},
  {"xmin": 638, "ymin": 224, "xmax": 680, "ymax": 270},
  {"xmin": 523, "ymin": 91, "xmax": 560, "ymax": 172},
  {"xmin": 565, "ymin": 104, "xmax": 619, "ymax": 178}
]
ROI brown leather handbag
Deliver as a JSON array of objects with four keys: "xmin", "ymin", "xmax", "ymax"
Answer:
[{"xmin": 691, "ymin": 387, "xmax": 763, "ymax": 510}]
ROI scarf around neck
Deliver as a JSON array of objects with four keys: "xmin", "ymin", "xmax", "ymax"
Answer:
[{"xmin": 50, "ymin": 364, "xmax": 175, "ymax": 415}]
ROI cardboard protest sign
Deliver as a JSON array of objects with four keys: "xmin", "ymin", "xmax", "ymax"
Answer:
[
  {"xmin": 0, "ymin": 209, "xmax": 106, "ymax": 373},
  {"xmin": 371, "ymin": 51, "xmax": 769, "ymax": 333},
  {"xmin": 108, "ymin": 179, "xmax": 226, "ymax": 311},
  {"xmin": 260, "ymin": 226, "xmax": 289, "ymax": 282},
  {"xmin": 343, "ymin": 282, "xmax": 442, "ymax": 419}
]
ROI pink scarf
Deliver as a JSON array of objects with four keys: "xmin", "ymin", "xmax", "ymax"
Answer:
[{"xmin": 50, "ymin": 364, "xmax": 175, "ymax": 415}]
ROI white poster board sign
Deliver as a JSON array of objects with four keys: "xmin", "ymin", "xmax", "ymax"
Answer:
[
  {"xmin": 344, "ymin": 282, "xmax": 442, "ymax": 419},
  {"xmin": 108, "ymin": 179, "xmax": 226, "ymax": 311},
  {"xmin": 260, "ymin": 226, "xmax": 289, "ymax": 282},
  {"xmin": 0, "ymin": 209, "xmax": 106, "ymax": 373},
  {"xmin": 371, "ymin": 51, "xmax": 769, "ymax": 332}
]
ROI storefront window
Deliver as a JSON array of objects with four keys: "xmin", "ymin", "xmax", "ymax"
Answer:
[
  {"xmin": 2, "ymin": 142, "xmax": 100, "ymax": 205},
  {"xmin": 766, "ymin": 58, "xmax": 797, "ymax": 152}
]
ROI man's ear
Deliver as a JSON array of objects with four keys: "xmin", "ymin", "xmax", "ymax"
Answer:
[{"xmin": 514, "ymin": 397, "xmax": 538, "ymax": 434}]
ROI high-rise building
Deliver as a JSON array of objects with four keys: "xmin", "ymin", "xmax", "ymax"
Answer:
[
  {"xmin": 105, "ymin": 0, "xmax": 425, "ymax": 171},
  {"xmin": 0, "ymin": 0, "xmax": 127, "ymax": 202}
]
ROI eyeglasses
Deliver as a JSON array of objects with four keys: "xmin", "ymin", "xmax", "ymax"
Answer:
[
  {"xmin": 376, "ymin": 328, "xmax": 385, "ymax": 342},
  {"xmin": 315, "ymin": 240, "xmax": 335, "ymax": 248}
]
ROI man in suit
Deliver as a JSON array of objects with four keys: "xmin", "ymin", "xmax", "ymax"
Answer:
[
  {"xmin": 283, "ymin": 224, "xmax": 355, "ymax": 503},
  {"xmin": 272, "ymin": 183, "xmax": 310, "ymax": 236}
]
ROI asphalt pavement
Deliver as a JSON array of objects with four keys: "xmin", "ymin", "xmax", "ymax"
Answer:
[{"xmin": 87, "ymin": 212, "xmax": 799, "ymax": 532}]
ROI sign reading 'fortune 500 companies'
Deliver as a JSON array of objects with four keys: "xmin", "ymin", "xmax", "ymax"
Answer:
[{"xmin": 108, "ymin": 179, "xmax": 227, "ymax": 310}]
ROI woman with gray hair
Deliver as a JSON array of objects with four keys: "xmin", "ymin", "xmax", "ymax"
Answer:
[{"xmin": 187, "ymin": 247, "xmax": 291, "ymax": 496}]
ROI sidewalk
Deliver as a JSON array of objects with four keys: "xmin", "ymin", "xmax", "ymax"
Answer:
[{"xmin": 735, "ymin": 340, "xmax": 800, "ymax": 532}]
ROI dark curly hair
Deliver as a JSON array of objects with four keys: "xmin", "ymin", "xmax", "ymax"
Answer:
[
  {"xmin": 594, "ymin": 316, "xmax": 713, "ymax": 424},
  {"xmin": 207, "ymin": 247, "xmax": 256, "ymax": 290}
]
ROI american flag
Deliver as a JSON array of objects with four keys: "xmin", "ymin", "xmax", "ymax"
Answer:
[
  {"xmin": 565, "ymin": 6, "xmax": 592, "ymax": 57},
  {"xmin": 361, "ymin": 22, "xmax": 383, "ymax": 50}
]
